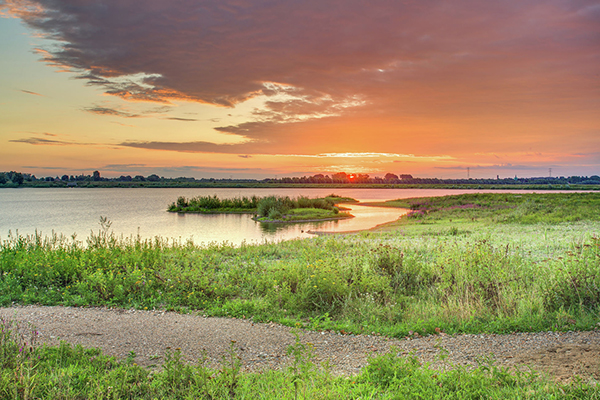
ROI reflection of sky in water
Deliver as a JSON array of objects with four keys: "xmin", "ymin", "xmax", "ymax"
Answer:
[{"xmin": 0, "ymin": 187, "xmax": 588, "ymax": 246}]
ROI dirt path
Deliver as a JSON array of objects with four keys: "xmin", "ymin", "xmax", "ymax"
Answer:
[{"xmin": 1, "ymin": 306, "xmax": 598, "ymax": 382}]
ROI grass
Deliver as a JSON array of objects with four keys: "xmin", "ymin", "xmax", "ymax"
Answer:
[
  {"xmin": 363, "ymin": 192, "xmax": 600, "ymax": 225},
  {"xmin": 2, "ymin": 192, "xmax": 600, "ymax": 396},
  {"xmin": 1, "ymin": 193, "xmax": 599, "ymax": 338},
  {"xmin": 168, "ymin": 194, "xmax": 354, "ymax": 222},
  {"xmin": 168, "ymin": 195, "xmax": 260, "ymax": 213},
  {"xmin": 255, "ymin": 207, "xmax": 352, "ymax": 222},
  {"xmin": 1, "ymin": 319, "xmax": 598, "ymax": 399}
]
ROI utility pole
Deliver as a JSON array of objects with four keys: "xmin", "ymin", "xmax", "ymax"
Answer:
[
  {"xmin": 467, "ymin": 167, "xmax": 470, "ymax": 179},
  {"xmin": 549, "ymin": 168, "xmax": 552, "ymax": 178}
]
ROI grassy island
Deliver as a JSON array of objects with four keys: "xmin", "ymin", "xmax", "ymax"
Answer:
[{"xmin": 169, "ymin": 194, "xmax": 355, "ymax": 223}]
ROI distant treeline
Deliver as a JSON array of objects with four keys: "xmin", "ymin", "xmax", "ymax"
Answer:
[{"xmin": 1, "ymin": 170, "xmax": 600, "ymax": 188}]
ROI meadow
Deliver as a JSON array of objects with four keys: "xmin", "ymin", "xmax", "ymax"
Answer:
[{"xmin": 1, "ymin": 192, "xmax": 599, "ymax": 397}]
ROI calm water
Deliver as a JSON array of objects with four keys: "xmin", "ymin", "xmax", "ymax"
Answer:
[{"xmin": 0, "ymin": 187, "xmax": 585, "ymax": 245}]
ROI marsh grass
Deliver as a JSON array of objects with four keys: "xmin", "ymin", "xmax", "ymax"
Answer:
[
  {"xmin": 168, "ymin": 195, "xmax": 352, "ymax": 221},
  {"xmin": 366, "ymin": 192, "xmax": 600, "ymax": 225},
  {"xmin": 0, "ymin": 194, "xmax": 599, "ymax": 337},
  {"xmin": 1, "ymin": 213, "xmax": 598, "ymax": 337}
]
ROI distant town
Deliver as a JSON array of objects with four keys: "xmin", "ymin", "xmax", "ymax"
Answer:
[{"xmin": 1, "ymin": 170, "xmax": 599, "ymax": 189}]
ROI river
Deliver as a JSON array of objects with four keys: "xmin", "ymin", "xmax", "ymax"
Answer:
[{"xmin": 0, "ymin": 187, "xmax": 585, "ymax": 245}]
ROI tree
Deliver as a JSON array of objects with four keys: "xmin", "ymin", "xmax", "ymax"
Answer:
[
  {"xmin": 355, "ymin": 174, "xmax": 370, "ymax": 183},
  {"xmin": 384, "ymin": 173, "xmax": 399, "ymax": 182},
  {"xmin": 9, "ymin": 171, "xmax": 24, "ymax": 185},
  {"xmin": 92, "ymin": 171, "xmax": 101, "ymax": 181},
  {"xmin": 331, "ymin": 172, "xmax": 348, "ymax": 183}
]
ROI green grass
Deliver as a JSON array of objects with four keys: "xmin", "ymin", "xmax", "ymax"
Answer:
[
  {"xmin": 1, "ymin": 319, "xmax": 598, "ymax": 399},
  {"xmin": 169, "ymin": 194, "xmax": 354, "ymax": 222},
  {"xmin": 364, "ymin": 192, "xmax": 600, "ymax": 225},
  {"xmin": 2, "ymin": 193, "xmax": 600, "ymax": 396},
  {"xmin": 1, "ymin": 193, "xmax": 599, "ymax": 337},
  {"xmin": 168, "ymin": 195, "xmax": 260, "ymax": 213},
  {"xmin": 255, "ymin": 207, "xmax": 352, "ymax": 222}
]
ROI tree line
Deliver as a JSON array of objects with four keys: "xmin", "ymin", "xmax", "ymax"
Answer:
[{"xmin": 1, "ymin": 170, "xmax": 599, "ymax": 187}]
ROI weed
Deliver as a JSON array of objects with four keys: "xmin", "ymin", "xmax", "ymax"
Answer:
[{"xmin": 287, "ymin": 331, "xmax": 317, "ymax": 400}]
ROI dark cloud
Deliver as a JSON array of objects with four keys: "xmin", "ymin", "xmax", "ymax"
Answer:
[
  {"xmin": 10, "ymin": 137, "xmax": 71, "ymax": 145},
  {"xmin": 10, "ymin": 137, "xmax": 96, "ymax": 146},
  {"xmin": 84, "ymin": 106, "xmax": 141, "ymax": 118},
  {"xmin": 165, "ymin": 117, "xmax": 197, "ymax": 122},
  {"xmin": 435, "ymin": 164, "xmax": 556, "ymax": 171},
  {"xmin": 9, "ymin": 1, "xmax": 598, "ymax": 106},
  {"xmin": 20, "ymin": 89, "xmax": 44, "ymax": 96},
  {"xmin": 101, "ymin": 164, "xmax": 146, "ymax": 170},
  {"xmin": 119, "ymin": 140, "xmax": 253, "ymax": 154}
]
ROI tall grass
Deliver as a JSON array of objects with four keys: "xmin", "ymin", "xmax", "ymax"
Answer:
[
  {"xmin": 1, "ymin": 217, "xmax": 598, "ymax": 336},
  {"xmin": 169, "ymin": 195, "xmax": 260, "ymax": 212},
  {"xmin": 168, "ymin": 195, "xmax": 342, "ymax": 220}
]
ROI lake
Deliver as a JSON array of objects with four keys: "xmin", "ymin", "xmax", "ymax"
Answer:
[{"xmin": 0, "ymin": 187, "xmax": 585, "ymax": 245}]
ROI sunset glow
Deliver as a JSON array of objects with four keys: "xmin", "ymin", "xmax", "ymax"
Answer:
[{"xmin": 1, "ymin": 0, "xmax": 598, "ymax": 179}]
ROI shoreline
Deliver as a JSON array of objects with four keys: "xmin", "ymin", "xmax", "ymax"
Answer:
[{"xmin": 252, "ymin": 214, "xmax": 354, "ymax": 224}]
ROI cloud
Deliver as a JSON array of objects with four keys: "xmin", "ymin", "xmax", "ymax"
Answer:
[
  {"xmin": 20, "ymin": 89, "xmax": 43, "ymax": 96},
  {"xmin": 10, "ymin": 137, "xmax": 70, "ymax": 145},
  {"xmin": 4, "ymin": 0, "xmax": 599, "ymax": 159},
  {"xmin": 8, "ymin": 1, "xmax": 597, "ymax": 109},
  {"xmin": 84, "ymin": 106, "xmax": 141, "ymax": 118},
  {"xmin": 85, "ymin": 104, "xmax": 196, "ymax": 121},
  {"xmin": 119, "ymin": 140, "xmax": 249, "ymax": 154},
  {"xmin": 10, "ymin": 137, "xmax": 96, "ymax": 146},
  {"xmin": 435, "ymin": 164, "xmax": 556, "ymax": 171},
  {"xmin": 164, "ymin": 117, "xmax": 197, "ymax": 122},
  {"xmin": 101, "ymin": 164, "xmax": 147, "ymax": 171}
]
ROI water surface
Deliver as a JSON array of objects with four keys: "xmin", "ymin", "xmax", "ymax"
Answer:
[{"xmin": 0, "ymin": 187, "xmax": 585, "ymax": 245}]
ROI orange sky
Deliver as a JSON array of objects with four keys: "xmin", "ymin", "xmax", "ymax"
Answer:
[{"xmin": 1, "ymin": 0, "xmax": 599, "ymax": 179}]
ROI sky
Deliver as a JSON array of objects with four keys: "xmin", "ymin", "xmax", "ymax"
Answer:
[{"xmin": 1, "ymin": 0, "xmax": 599, "ymax": 179}]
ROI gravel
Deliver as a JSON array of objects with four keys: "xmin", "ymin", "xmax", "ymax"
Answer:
[{"xmin": 1, "ymin": 305, "xmax": 598, "ymax": 382}]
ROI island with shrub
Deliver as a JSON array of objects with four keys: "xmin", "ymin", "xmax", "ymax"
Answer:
[{"xmin": 168, "ymin": 194, "xmax": 357, "ymax": 223}]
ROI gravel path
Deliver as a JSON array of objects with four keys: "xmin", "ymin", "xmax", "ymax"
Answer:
[{"xmin": 1, "ymin": 306, "xmax": 598, "ymax": 382}]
